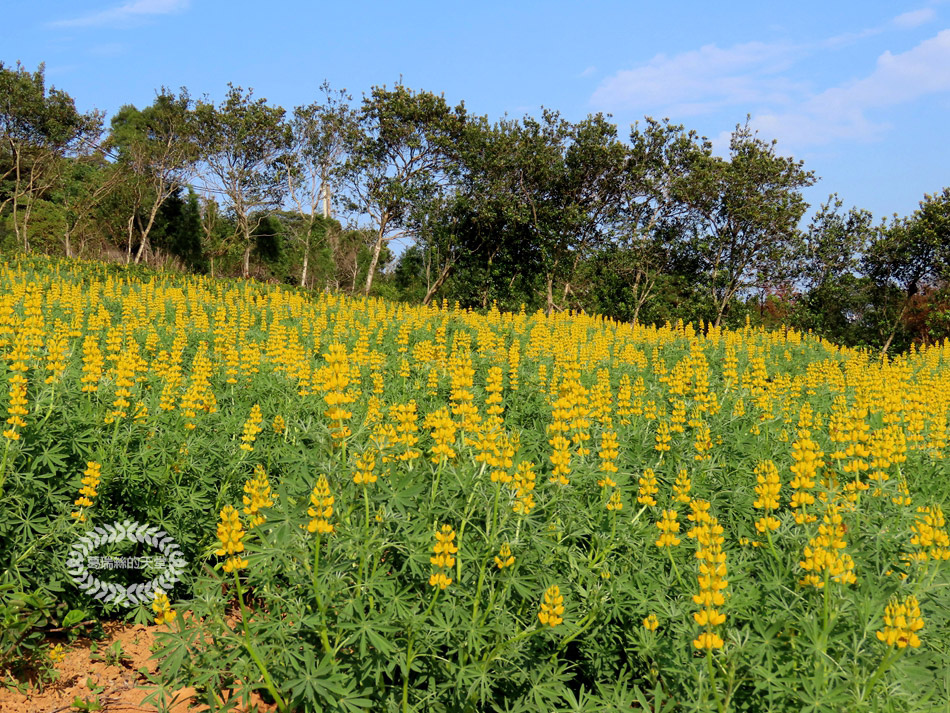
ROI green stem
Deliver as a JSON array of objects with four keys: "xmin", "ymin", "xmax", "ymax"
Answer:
[
  {"xmin": 556, "ymin": 609, "xmax": 597, "ymax": 653},
  {"xmin": 233, "ymin": 571, "xmax": 287, "ymax": 712},
  {"xmin": 403, "ymin": 588, "xmax": 441, "ymax": 713},
  {"xmin": 360, "ymin": 483, "xmax": 370, "ymax": 593},
  {"xmin": 487, "ymin": 481, "xmax": 501, "ymax": 541},
  {"xmin": 430, "ymin": 458, "xmax": 445, "ymax": 509},
  {"xmin": 668, "ymin": 547, "xmax": 686, "ymax": 591},
  {"xmin": 866, "ymin": 647, "xmax": 902, "ymax": 698},
  {"xmin": 765, "ymin": 525, "xmax": 780, "ymax": 563},
  {"xmin": 0, "ymin": 438, "xmax": 11, "ymax": 497},
  {"xmin": 706, "ymin": 649, "xmax": 725, "ymax": 713},
  {"xmin": 311, "ymin": 533, "xmax": 331, "ymax": 654},
  {"xmin": 455, "ymin": 481, "xmax": 482, "ymax": 584},
  {"xmin": 471, "ymin": 558, "xmax": 489, "ymax": 623}
]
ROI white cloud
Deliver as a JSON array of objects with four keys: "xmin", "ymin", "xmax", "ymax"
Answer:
[
  {"xmin": 893, "ymin": 8, "xmax": 936, "ymax": 29},
  {"xmin": 751, "ymin": 29, "xmax": 950, "ymax": 147},
  {"xmin": 591, "ymin": 41, "xmax": 807, "ymax": 116},
  {"xmin": 825, "ymin": 6, "xmax": 937, "ymax": 48},
  {"xmin": 579, "ymin": 65, "xmax": 597, "ymax": 78},
  {"xmin": 593, "ymin": 23, "xmax": 950, "ymax": 151},
  {"xmin": 50, "ymin": 0, "xmax": 189, "ymax": 29}
]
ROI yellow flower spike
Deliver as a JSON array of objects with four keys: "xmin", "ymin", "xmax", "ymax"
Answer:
[
  {"xmin": 877, "ymin": 595, "xmax": 924, "ymax": 648},
  {"xmin": 654, "ymin": 421, "xmax": 672, "ymax": 452},
  {"xmin": 71, "ymin": 461, "xmax": 102, "ymax": 521},
  {"xmin": 152, "ymin": 590, "xmax": 177, "ymax": 626},
  {"xmin": 429, "ymin": 524, "xmax": 458, "ymax": 588},
  {"xmin": 655, "ymin": 509, "xmax": 681, "ymax": 547},
  {"xmin": 693, "ymin": 631, "xmax": 724, "ymax": 650},
  {"xmin": 494, "ymin": 542, "xmax": 515, "ymax": 569},
  {"xmin": 429, "ymin": 571, "xmax": 452, "ymax": 590},
  {"xmin": 352, "ymin": 449, "xmax": 378, "ymax": 486},
  {"xmin": 215, "ymin": 505, "xmax": 248, "ymax": 572},
  {"xmin": 642, "ymin": 614, "xmax": 659, "ymax": 631},
  {"xmin": 673, "ymin": 470, "xmax": 692, "ymax": 504},
  {"xmin": 242, "ymin": 464, "xmax": 276, "ymax": 527},
  {"xmin": 306, "ymin": 476, "xmax": 335, "ymax": 534},
  {"xmin": 538, "ymin": 585, "xmax": 564, "ymax": 627},
  {"xmin": 606, "ymin": 490, "xmax": 623, "ymax": 511},
  {"xmin": 637, "ymin": 468, "xmax": 659, "ymax": 506}
]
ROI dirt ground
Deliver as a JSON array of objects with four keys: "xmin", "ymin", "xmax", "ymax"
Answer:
[{"xmin": 0, "ymin": 622, "xmax": 275, "ymax": 713}]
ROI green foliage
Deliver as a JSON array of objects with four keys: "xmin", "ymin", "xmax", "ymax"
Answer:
[{"xmin": 1, "ymin": 256, "xmax": 948, "ymax": 710}]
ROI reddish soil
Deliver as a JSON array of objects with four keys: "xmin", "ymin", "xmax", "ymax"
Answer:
[{"xmin": 0, "ymin": 622, "xmax": 275, "ymax": 713}]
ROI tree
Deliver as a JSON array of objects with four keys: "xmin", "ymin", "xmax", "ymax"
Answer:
[
  {"xmin": 152, "ymin": 187, "xmax": 204, "ymax": 271},
  {"xmin": 610, "ymin": 118, "xmax": 710, "ymax": 323},
  {"xmin": 289, "ymin": 83, "xmax": 358, "ymax": 287},
  {"xmin": 864, "ymin": 188, "xmax": 950, "ymax": 353},
  {"xmin": 194, "ymin": 85, "xmax": 292, "ymax": 278},
  {"xmin": 57, "ymin": 152, "xmax": 125, "ymax": 258},
  {"xmin": 453, "ymin": 110, "xmax": 627, "ymax": 314},
  {"xmin": 793, "ymin": 195, "xmax": 875, "ymax": 344},
  {"xmin": 197, "ymin": 190, "xmax": 233, "ymax": 278},
  {"xmin": 551, "ymin": 112, "xmax": 628, "ymax": 310},
  {"xmin": 685, "ymin": 120, "xmax": 815, "ymax": 326},
  {"xmin": 340, "ymin": 84, "xmax": 467, "ymax": 295},
  {"xmin": 0, "ymin": 61, "xmax": 102, "ymax": 251},
  {"xmin": 107, "ymin": 88, "xmax": 197, "ymax": 264},
  {"xmin": 412, "ymin": 114, "xmax": 538, "ymax": 308}
]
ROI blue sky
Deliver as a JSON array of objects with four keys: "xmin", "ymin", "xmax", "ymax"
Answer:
[{"xmin": 4, "ymin": 0, "xmax": 950, "ymax": 223}]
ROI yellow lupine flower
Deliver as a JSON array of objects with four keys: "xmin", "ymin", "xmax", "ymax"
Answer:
[
  {"xmin": 352, "ymin": 449, "xmax": 378, "ymax": 486},
  {"xmin": 239, "ymin": 403, "xmax": 264, "ymax": 452},
  {"xmin": 215, "ymin": 505, "xmax": 248, "ymax": 573},
  {"xmin": 876, "ymin": 595, "xmax": 924, "ymax": 648},
  {"xmin": 494, "ymin": 542, "xmax": 515, "ymax": 569},
  {"xmin": 538, "ymin": 585, "xmax": 564, "ymax": 627},
  {"xmin": 429, "ymin": 524, "xmax": 458, "ymax": 589},
  {"xmin": 693, "ymin": 631, "xmax": 724, "ymax": 650},
  {"xmin": 638, "ymin": 468, "xmax": 659, "ymax": 506},
  {"xmin": 655, "ymin": 509, "xmax": 681, "ymax": 547},
  {"xmin": 606, "ymin": 490, "xmax": 623, "ymax": 511},
  {"xmin": 152, "ymin": 590, "xmax": 177, "ymax": 626},
  {"xmin": 307, "ymin": 476, "xmax": 335, "ymax": 534},
  {"xmin": 71, "ymin": 461, "xmax": 102, "ymax": 522},
  {"xmin": 242, "ymin": 464, "xmax": 276, "ymax": 527}
]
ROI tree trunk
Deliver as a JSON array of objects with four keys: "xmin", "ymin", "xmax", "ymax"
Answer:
[
  {"xmin": 126, "ymin": 214, "xmax": 136, "ymax": 264},
  {"xmin": 423, "ymin": 260, "xmax": 454, "ymax": 306},
  {"xmin": 881, "ymin": 299, "xmax": 910, "ymax": 356},
  {"xmin": 363, "ymin": 222, "xmax": 387, "ymax": 296},
  {"xmin": 545, "ymin": 273, "xmax": 555, "ymax": 316},
  {"xmin": 20, "ymin": 194, "xmax": 33, "ymax": 253},
  {"xmin": 11, "ymin": 151, "xmax": 22, "ymax": 250},
  {"xmin": 243, "ymin": 243, "xmax": 252, "ymax": 279},
  {"xmin": 134, "ymin": 198, "xmax": 165, "ymax": 265},
  {"xmin": 241, "ymin": 216, "xmax": 253, "ymax": 279},
  {"xmin": 300, "ymin": 247, "xmax": 310, "ymax": 288}
]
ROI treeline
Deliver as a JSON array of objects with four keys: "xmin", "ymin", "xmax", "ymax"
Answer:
[{"xmin": 2, "ymin": 61, "xmax": 949, "ymax": 352}]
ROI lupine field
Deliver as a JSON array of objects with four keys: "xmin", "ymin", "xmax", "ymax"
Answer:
[{"xmin": 1, "ymin": 255, "xmax": 949, "ymax": 713}]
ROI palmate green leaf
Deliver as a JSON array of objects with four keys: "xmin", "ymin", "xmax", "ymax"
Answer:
[
  {"xmin": 286, "ymin": 652, "xmax": 373, "ymax": 712},
  {"xmin": 29, "ymin": 440, "xmax": 69, "ymax": 477},
  {"xmin": 337, "ymin": 604, "xmax": 398, "ymax": 658}
]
